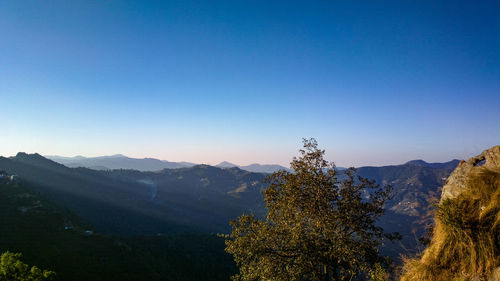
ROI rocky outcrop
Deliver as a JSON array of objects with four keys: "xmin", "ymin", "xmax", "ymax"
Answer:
[
  {"xmin": 440, "ymin": 145, "xmax": 500, "ymax": 201},
  {"xmin": 401, "ymin": 145, "xmax": 500, "ymax": 281}
]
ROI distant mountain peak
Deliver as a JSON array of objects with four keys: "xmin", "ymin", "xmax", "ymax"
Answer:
[
  {"xmin": 241, "ymin": 163, "xmax": 291, "ymax": 173},
  {"xmin": 405, "ymin": 159, "xmax": 460, "ymax": 170},
  {"xmin": 14, "ymin": 152, "xmax": 46, "ymax": 160},
  {"xmin": 216, "ymin": 161, "xmax": 238, "ymax": 168},
  {"xmin": 12, "ymin": 152, "xmax": 66, "ymax": 168},
  {"xmin": 108, "ymin": 154, "xmax": 127, "ymax": 158},
  {"xmin": 15, "ymin": 152, "xmax": 36, "ymax": 157},
  {"xmin": 405, "ymin": 159, "xmax": 428, "ymax": 166}
]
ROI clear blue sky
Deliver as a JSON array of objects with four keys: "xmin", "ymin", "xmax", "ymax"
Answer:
[{"xmin": 0, "ymin": 0, "xmax": 499, "ymax": 167}]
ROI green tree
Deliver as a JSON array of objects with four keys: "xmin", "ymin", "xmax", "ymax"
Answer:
[
  {"xmin": 225, "ymin": 139, "xmax": 400, "ymax": 281},
  {"xmin": 0, "ymin": 252, "xmax": 55, "ymax": 281}
]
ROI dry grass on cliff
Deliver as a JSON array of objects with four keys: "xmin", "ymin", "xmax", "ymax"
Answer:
[{"xmin": 400, "ymin": 168, "xmax": 500, "ymax": 281}]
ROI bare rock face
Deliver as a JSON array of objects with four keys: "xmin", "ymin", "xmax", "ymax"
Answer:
[{"xmin": 441, "ymin": 145, "xmax": 500, "ymax": 202}]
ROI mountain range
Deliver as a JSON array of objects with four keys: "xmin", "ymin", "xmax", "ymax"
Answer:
[
  {"xmin": 2, "ymin": 153, "xmax": 268, "ymax": 234},
  {"xmin": 0, "ymin": 153, "xmax": 460, "ymax": 262},
  {"xmin": 46, "ymin": 154, "xmax": 196, "ymax": 171},
  {"xmin": 215, "ymin": 161, "xmax": 291, "ymax": 173},
  {"xmin": 46, "ymin": 155, "xmax": 291, "ymax": 173}
]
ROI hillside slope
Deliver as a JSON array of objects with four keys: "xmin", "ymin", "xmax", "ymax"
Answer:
[
  {"xmin": 0, "ymin": 153, "xmax": 191, "ymax": 234},
  {"xmin": 356, "ymin": 163, "xmax": 456, "ymax": 259},
  {"xmin": 0, "ymin": 154, "xmax": 266, "ymax": 234},
  {"xmin": 401, "ymin": 145, "xmax": 500, "ymax": 281},
  {"xmin": 0, "ymin": 175, "xmax": 236, "ymax": 281}
]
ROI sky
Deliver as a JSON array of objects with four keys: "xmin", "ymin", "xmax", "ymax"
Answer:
[{"xmin": 0, "ymin": 0, "xmax": 499, "ymax": 167}]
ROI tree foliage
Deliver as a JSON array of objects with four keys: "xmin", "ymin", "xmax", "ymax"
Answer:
[
  {"xmin": 0, "ymin": 252, "xmax": 55, "ymax": 281},
  {"xmin": 225, "ymin": 139, "xmax": 399, "ymax": 281}
]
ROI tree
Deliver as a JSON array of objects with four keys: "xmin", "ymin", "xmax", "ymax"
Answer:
[
  {"xmin": 225, "ymin": 139, "xmax": 400, "ymax": 281},
  {"xmin": 0, "ymin": 252, "xmax": 56, "ymax": 281}
]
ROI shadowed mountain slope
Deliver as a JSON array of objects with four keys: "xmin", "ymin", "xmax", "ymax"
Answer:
[
  {"xmin": 0, "ymin": 153, "xmax": 266, "ymax": 234},
  {"xmin": 355, "ymin": 163, "xmax": 458, "ymax": 260},
  {"xmin": 0, "ymin": 175, "xmax": 236, "ymax": 281}
]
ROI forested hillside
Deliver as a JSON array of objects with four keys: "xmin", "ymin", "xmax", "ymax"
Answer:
[
  {"xmin": 0, "ymin": 153, "xmax": 266, "ymax": 234},
  {"xmin": 0, "ymin": 175, "xmax": 236, "ymax": 281}
]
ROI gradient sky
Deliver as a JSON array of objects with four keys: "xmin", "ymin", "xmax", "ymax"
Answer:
[{"xmin": 0, "ymin": 0, "xmax": 499, "ymax": 167}]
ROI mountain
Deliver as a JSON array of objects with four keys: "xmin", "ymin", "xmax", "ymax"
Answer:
[
  {"xmin": 240, "ymin": 163, "xmax": 291, "ymax": 173},
  {"xmin": 405, "ymin": 159, "xmax": 460, "ymax": 170},
  {"xmin": 48, "ymin": 155, "xmax": 290, "ymax": 174},
  {"xmin": 1, "ymin": 153, "xmax": 183, "ymax": 234},
  {"xmin": 355, "ymin": 161, "xmax": 459, "ymax": 258},
  {"xmin": 216, "ymin": 161, "xmax": 238, "ymax": 168},
  {"xmin": 357, "ymin": 163, "xmax": 457, "ymax": 217},
  {"xmin": 46, "ymin": 154, "xmax": 196, "ymax": 171},
  {"xmin": 0, "ymin": 153, "xmax": 266, "ymax": 234},
  {"xmin": 216, "ymin": 161, "xmax": 291, "ymax": 173}
]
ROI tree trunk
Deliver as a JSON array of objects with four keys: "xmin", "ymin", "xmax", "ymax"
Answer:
[{"xmin": 323, "ymin": 265, "xmax": 329, "ymax": 281}]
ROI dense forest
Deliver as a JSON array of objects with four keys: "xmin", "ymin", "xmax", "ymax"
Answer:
[{"xmin": 0, "ymin": 177, "xmax": 236, "ymax": 281}]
